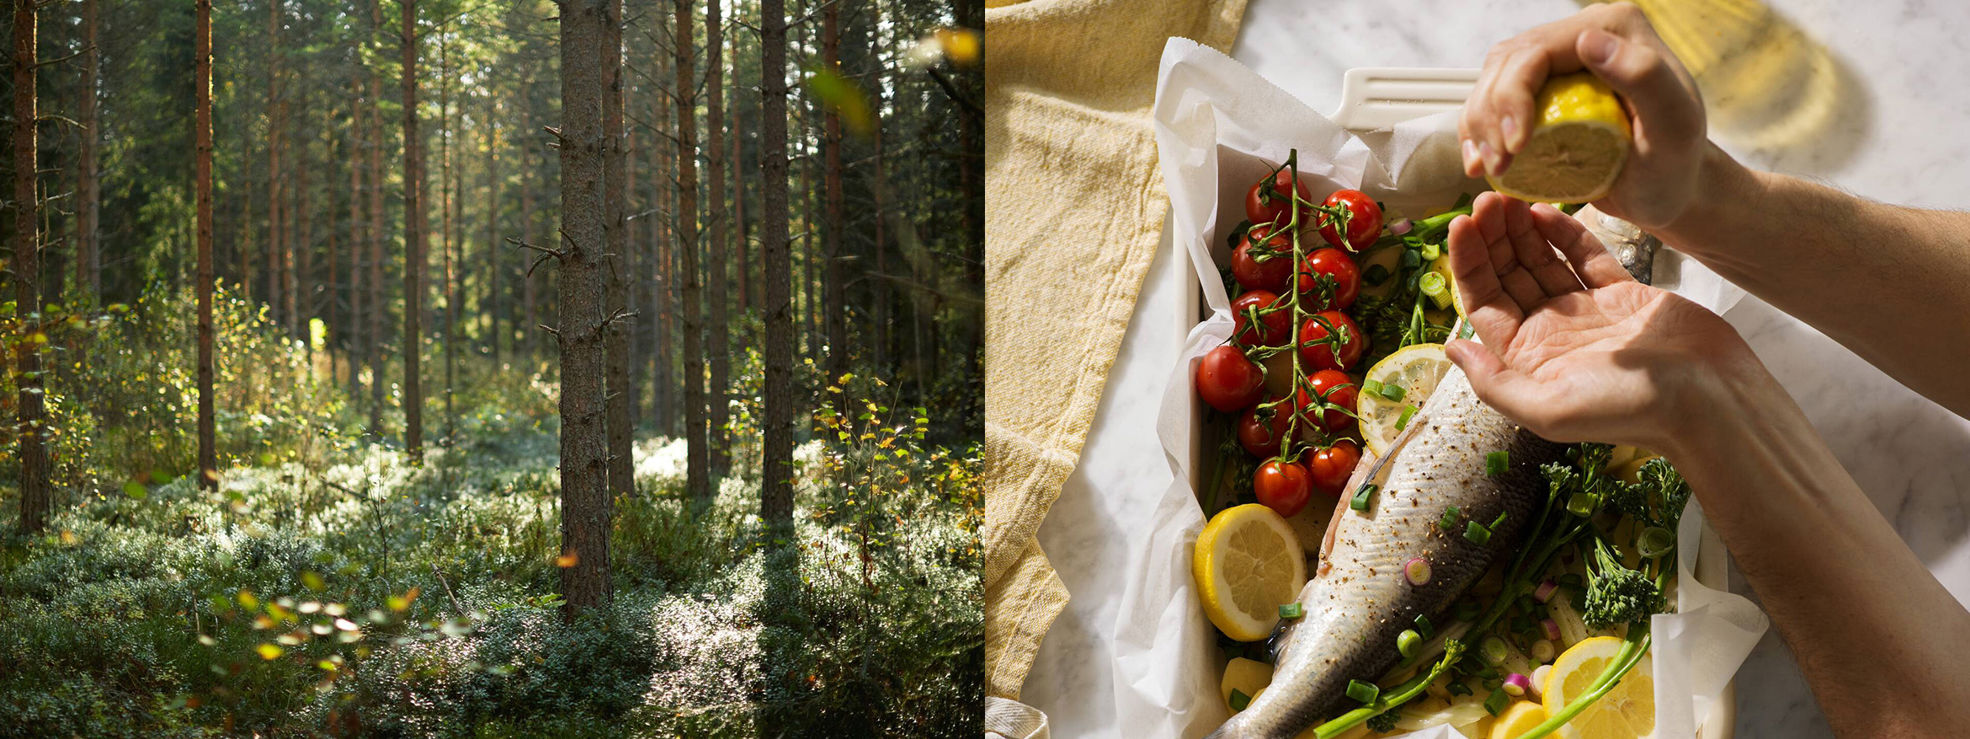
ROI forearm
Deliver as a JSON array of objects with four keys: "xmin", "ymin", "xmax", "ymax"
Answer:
[
  {"xmin": 1660, "ymin": 351, "xmax": 1970, "ymax": 737},
  {"xmin": 1654, "ymin": 144, "xmax": 1970, "ymax": 418}
]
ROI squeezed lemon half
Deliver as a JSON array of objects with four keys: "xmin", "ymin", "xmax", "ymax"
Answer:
[{"xmin": 1486, "ymin": 73, "xmax": 1632, "ymax": 204}]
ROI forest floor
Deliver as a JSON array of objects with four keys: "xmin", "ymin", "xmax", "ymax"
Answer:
[{"xmin": 0, "ymin": 294, "xmax": 982, "ymax": 738}]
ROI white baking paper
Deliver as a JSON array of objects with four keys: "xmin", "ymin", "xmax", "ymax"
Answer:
[{"xmin": 1125, "ymin": 38, "xmax": 1769, "ymax": 739}]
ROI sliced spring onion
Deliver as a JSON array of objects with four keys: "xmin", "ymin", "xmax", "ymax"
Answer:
[
  {"xmin": 1447, "ymin": 681, "xmax": 1474, "ymax": 697},
  {"xmin": 1418, "ymin": 270, "xmax": 1447, "ymax": 298},
  {"xmin": 1540, "ymin": 618, "xmax": 1562, "ymax": 643},
  {"xmin": 1389, "ymin": 218, "xmax": 1413, "ymax": 236},
  {"xmin": 1484, "ymin": 686, "xmax": 1510, "ymax": 716},
  {"xmin": 1489, "ymin": 510, "xmax": 1508, "ymax": 529},
  {"xmin": 1396, "ymin": 405, "xmax": 1417, "ymax": 431},
  {"xmin": 1566, "ymin": 492, "xmax": 1598, "ymax": 517},
  {"xmin": 1480, "ymin": 635, "xmax": 1509, "ymax": 666},
  {"xmin": 1639, "ymin": 526, "xmax": 1675, "ymax": 559},
  {"xmin": 1530, "ymin": 639, "xmax": 1557, "ymax": 664},
  {"xmin": 1532, "ymin": 579, "xmax": 1559, "ymax": 604},
  {"xmin": 1414, "ymin": 614, "xmax": 1434, "ymax": 639},
  {"xmin": 1401, "ymin": 249, "xmax": 1422, "ymax": 270},
  {"xmin": 1485, "ymin": 450, "xmax": 1509, "ymax": 476},
  {"xmin": 1379, "ymin": 382, "xmax": 1407, "ymax": 402},
  {"xmin": 1438, "ymin": 505, "xmax": 1462, "ymax": 530},
  {"xmin": 1420, "ymin": 242, "xmax": 1443, "ymax": 262},
  {"xmin": 1346, "ymin": 679, "xmax": 1381, "ymax": 704},
  {"xmin": 1279, "ymin": 602, "xmax": 1304, "ymax": 619},
  {"xmin": 1397, "ymin": 629, "xmax": 1422, "ymax": 659},
  {"xmin": 1502, "ymin": 673, "xmax": 1532, "ymax": 697},
  {"xmin": 1230, "ymin": 688, "xmax": 1252, "ymax": 711},
  {"xmin": 1404, "ymin": 557, "xmax": 1432, "ymax": 586},
  {"xmin": 1361, "ymin": 378, "xmax": 1386, "ymax": 398},
  {"xmin": 1464, "ymin": 521, "xmax": 1492, "ymax": 546},
  {"xmin": 1351, "ymin": 483, "xmax": 1378, "ymax": 512},
  {"xmin": 1531, "ymin": 664, "xmax": 1553, "ymax": 698}
]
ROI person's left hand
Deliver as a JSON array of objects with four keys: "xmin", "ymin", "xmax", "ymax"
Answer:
[{"xmin": 1443, "ymin": 192, "xmax": 1751, "ymax": 452}]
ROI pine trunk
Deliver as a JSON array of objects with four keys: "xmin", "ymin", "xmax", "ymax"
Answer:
[
  {"xmin": 366, "ymin": 0, "xmax": 386, "ymax": 436},
  {"xmin": 267, "ymin": 0, "xmax": 285, "ymax": 325},
  {"xmin": 558, "ymin": 0, "xmax": 614, "ymax": 618},
  {"xmin": 348, "ymin": 82, "xmax": 366, "ymax": 402},
  {"xmin": 13, "ymin": 0, "xmax": 48, "ymax": 533},
  {"xmin": 821, "ymin": 0, "xmax": 846, "ymax": 392},
  {"xmin": 440, "ymin": 34, "xmax": 456, "ymax": 442},
  {"xmin": 675, "ymin": 0, "xmax": 708, "ymax": 501},
  {"xmin": 196, "ymin": 0, "xmax": 216, "ymax": 491},
  {"xmin": 402, "ymin": 0, "xmax": 425, "ymax": 461},
  {"xmin": 729, "ymin": 19, "xmax": 748, "ymax": 315},
  {"xmin": 77, "ymin": 0, "xmax": 99, "ymax": 301},
  {"xmin": 705, "ymin": 0, "xmax": 729, "ymax": 476},
  {"xmin": 603, "ymin": 0, "xmax": 633, "ymax": 498},
  {"xmin": 759, "ymin": 0, "xmax": 793, "ymax": 525}
]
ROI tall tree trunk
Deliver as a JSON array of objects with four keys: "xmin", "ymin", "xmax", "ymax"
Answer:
[
  {"xmin": 196, "ymin": 0, "xmax": 216, "ymax": 491},
  {"xmin": 521, "ymin": 158, "xmax": 537, "ymax": 360},
  {"xmin": 77, "ymin": 0, "xmax": 99, "ymax": 302},
  {"xmin": 648, "ymin": 50, "xmax": 670, "ymax": 434},
  {"xmin": 401, "ymin": 0, "xmax": 425, "ymax": 461},
  {"xmin": 603, "ymin": 0, "xmax": 632, "ymax": 499},
  {"xmin": 484, "ymin": 97, "xmax": 501, "ymax": 362},
  {"xmin": 267, "ymin": 0, "xmax": 285, "ymax": 325},
  {"xmin": 366, "ymin": 0, "xmax": 386, "ymax": 437},
  {"xmin": 325, "ymin": 121, "xmax": 338, "ymax": 383},
  {"xmin": 759, "ymin": 0, "xmax": 793, "ymax": 525},
  {"xmin": 295, "ymin": 95, "xmax": 313, "ymax": 354},
  {"xmin": 675, "ymin": 0, "xmax": 707, "ymax": 501},
  {"xmin": 440, "ymin": 31, "xmax": 456, "ymax": 443},
  {"xmin": 557, "ymin": 0, "xmax": 613, "ymax": 618},
  {"xmin": 821, "ymin": 0, "xmax": 846, "ymax": 391},
  {"xmin": 348, "ymin": 82, "xmax": 366, "ymax": 402},
  {"xmin": 705, "ymin": 0, "xmax": 729, "ymax": 476},
  {"xmin": 12, "ymin": 0, "xmax": 47, "ymax": 533},
  {"xmin": 729, "ymin": 18, "xmax": 748, "ymax": 316}
]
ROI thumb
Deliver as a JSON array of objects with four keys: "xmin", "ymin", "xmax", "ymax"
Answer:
[
  {"xmin": 1445, "ymin": 339, "xmax": 1537, "ymax": 419},
  {"xmin": 1575, "ymin": 28, "xmax": 1701, "ymax": 142}
]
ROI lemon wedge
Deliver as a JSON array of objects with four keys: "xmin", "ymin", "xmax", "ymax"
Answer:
[
  {"xmin": 1193, "ymin": 504, "xmax": 1308, "ymax": 642},
  {"xmin": 1542, "ymin": 636, "xmax": 1656, "ymax": 739},
  {"xmin": 1486, "ymin": 73, "xmax": 1632, "ymax": 204},
  {"xmin": 1357, "ymin": 343, "xmax": 1454, "ymax": 458},
  {"xmin": 1489, "ymin": 700, "xmax": 1548, "ymax": 739}
]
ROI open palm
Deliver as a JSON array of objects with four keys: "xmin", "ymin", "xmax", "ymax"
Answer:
[{"xmin": 1442, "ymin": 193, "xmax": 1746, "ymax": 449}]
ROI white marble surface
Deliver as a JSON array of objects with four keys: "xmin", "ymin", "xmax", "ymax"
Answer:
[{"xmin": 1021, "ymin": 1, "xmax": 1970, "ymax": 737}]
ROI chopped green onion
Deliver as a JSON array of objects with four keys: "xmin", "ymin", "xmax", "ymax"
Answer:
[
  {"xmin": 1397, "ymin": 629, "xmax": 1422, "ymax": 659},
  {"xmin": 1401, "ymin": 249, "xmax": 1422, "ymax": 270},
  {"xmin": 1485, "ymin": 450, "xmax": 1509, "ymax": 476},
  {"xmin": 1458, "ymin": 321, "xmax": 1476, "ymax": 340},
  {"xmin": 1438, "ymin": 505, "xmax": 1462, "ymax": 530},
  {"xmin": 1396, "ymin": 405, "xmax": 1417, "ymax": 431},
  {"xmin": 1404, "ymin": 557, "xmax": 1433, "ymax": 586},
  {"xmin": 1639, "ymin": 526, "xmax": 1676, "ymax": 559},
  {"xmin": 1464, "ymin": 521, "xmax": 1492, "ymax": 545},
  {"xmin": 1379, "ymin": 382, "xmax": 1407, "ymax": 402},
  {"xmin": 1502, "ymin": 673, "xmax": 1532, "ymax": 697},
  {"xmin": 1484, "ymin": 686, "xmax": 1510, "ymax": 716},
  {"xmin": 1346, "ymin": 679, "xmax": 1381, "ymax": 704},
  {"xmin": 1364, "ymin": 263, "xmax": 1391, "ymax": 286},
  {"xmin": 1418, "ymin": 271, "xmax": 1447, "ymax": 298},
  {"xmin": 1489, "ymin": 510, "xmax": 1508, "ymax": 530},
  {"xmin": 1351, "ymin": 483, "xmax": 1378, "ymax": 512},
  {"xmin": 1279, "ymin": 602, "xmax": 1304, "ymax": 619},
  {"xmin": 1447, "ymin": 681, "xmax": 1474, "ymax": 697},
  {"xmin": 1480, "ymin": 635, "xmax": 1509, "ymax": 666},
  {"xmin": 1420, "ymin": 242, "xmax": 1442, "ymax": 262},
  {"xmin": 1230, "ymin": 688, "xmax": 1252, "ymax": 711},
  {"xmin": 1361, "ymin": 378, "xmax": 1386, "ymax": 398},
  {"xmin": 1566, "ymin": 492, "xmax": 1598, "ymax": 517},
  {"xmin": 1414, "ymin": 614, "xmax": 1434, "ymax": 638}
]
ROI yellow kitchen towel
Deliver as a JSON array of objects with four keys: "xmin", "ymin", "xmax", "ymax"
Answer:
[{"xmin": 984, "ymin": 0, "xmax": 1246, "ymax": 701}]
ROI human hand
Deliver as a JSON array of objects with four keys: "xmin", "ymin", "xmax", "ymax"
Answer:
[
  {"xmin": 1442, "ymin": 193, "xmax": 1752, "ymax": 452},
  {"xmin": 1459, "ymin": 2, "xmax": 1709, "ymax": 230}
]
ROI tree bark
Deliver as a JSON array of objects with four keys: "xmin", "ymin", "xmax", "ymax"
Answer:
[
  {"xmin": 440, "ymin": 30, "xmax": 456, "ymax": 443},
  {"xmin": 484, "ymin": 97, "xmax": 501, "ymax": 362},
  {"xmin": 402, "ymin": 0, "xmax": 425, "ymax": 461},
  {"xmin": 760, "ymin": 0, "xmax": 793, "ymax": 525},
  {"xmin": 675, "ymin": 0, "xmax": 708, "ymax": 502},
  {"xmin": 348, "ymin": 79, "xmax": 366, "ymax": 402},
  {"xmin": 649, "ymin": 48, "xmax": 670, "ymax": 435},
  {"xmin": 367, "ymin": 0, "xmax": 387, "ymax": 437},
  {"xmin": 603, "ymin": 0, "xmax": 633, "ymax": 499},
  {"xmin": 13, "ymin": 0, "xmax": 47, "ymax": 533},
  {"xmin": 295, "ymin": 89, "xmax": 313, "ymax": 352},
  {"xmin": 821, "ymin": 0, "xmax": 846, "ymax": 393},
  {"xmin": 729, "ymin": 18, "xmax": 748, "ymax": 316},
  {"xmin": 267, "ymin": 0, "xmax": 285, "ymax": 326},
  {"xmin": 705, "ymin": 0, "xmax": 729, "ymax": 476},
  {"xmin": 557, "ymin": 0, "xmax": 614, "ymax": 618},
  {"xmin": 196, "ymin": 0, "xmax": 216, "ymax": 492},
  {"xmin": 521, "ymin": 154, "xmax": 537, "ymax": 360},
  {"xmin": 77, "ymin": 0, "xmax": 99, "ymax": 302}
]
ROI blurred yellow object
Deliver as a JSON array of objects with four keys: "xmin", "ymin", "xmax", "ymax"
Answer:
[
  {"xmin": 938, "ymin": 28, "xmax": 980, "ymax": 67},
  {"xmin": 1486, "ymin": 73, "xmax": 1631, "ymax": 204},
  {"xmin": 1221, "ymin": 657, "xmax": 1275, "ymax": 712},
  {"xmin": 1489, "ymin": 700, "xmax": 1548, "ymax": 739}
]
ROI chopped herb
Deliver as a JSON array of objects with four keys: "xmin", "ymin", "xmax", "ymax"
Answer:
[
  {"xmin": 1230, "ymin": 688, "xmax": 1252, "ymax": 711},
  {"xmin": 1566, "ymin": 492, "xmax": 1598, "ymax": 517},
  {"xmin": 1484, "ymin": 687, "xmax": 1510, "ymax": 716},
  {"xmin": 1447, "ymin": 681, "xmax": 1474, "ymax": 697},
  {"xmin": 1396, "ymin": 405, "xmax": 1417, "ymax": 431},
  {"xmin": 1397, "ymin": 629, "xmax": 1422, "ymax": 658},
  {"xmin": 1420, "ymin": 242, "xmax": 1442, "ymax": 262},
  {"xmin": 1438, "ymin": 505, "xmax": 1462, "ymax": 530},
  {"xmin": 1464, "ymin": 521, "xmax": 1492, "ymax": 545},
  {"xmin": 1380, "ymin": 383, "xmax": 1407, "ymax": 402},
  {"xmin": 1279, "ymin": 602, "xmax": 1304, "ymax": 619},
  {"xmin": 1459, "ymin": 321, "xmax": 1476, "ymax": 340},
  {"xmin": 1414, "ymin": 613, "xmax": 1434, "ymax": 638},
  {"xmin": 1486, "ymin": 450, "xmax": 1509, "ymax": 476},
  {"xmin": 1361, "ymin": 378, "xmax": 1386, "ymax": 398},
  {"xmin": 1351, "ymin": 483, "xmax": 1378, "ymax": 512},
  {"xmin": 1346, "ymin": 679, "xmax": 1381, "ymax": 704},
  {"xmin": 1401, "ymin": 249, "xmax": 1422, "ymax": 270},
  {"xmin": 1490, "ymin": 510, "xmax": 1508, "ymax": 530},
  {"xmin": 1364, "ymin": 263, "xmax": 1391, "ymax": 286}
]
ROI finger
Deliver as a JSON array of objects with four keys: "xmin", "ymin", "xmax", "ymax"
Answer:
[
  {"xmin": 1447, "ymin": 214, "xmax": 1522, "ymax": 342},
  {"xmin": 1530, "ymin": 203, "xmax": 1636, "ymax": 288},
  {"xmin": 1472, "ymin": 194, "xmax": 1547, "ymax": 309},
  {"xmin": 1504, "ymin": 198, "xmax": 1585, "ymax": 296},
  {"xmin": 1486, "ymin": 49, "xmax": 1550, "ymax": 159},
  {"xmin": 1575, "ymin": 28, "xmax": 1702, "ymax": 144}
]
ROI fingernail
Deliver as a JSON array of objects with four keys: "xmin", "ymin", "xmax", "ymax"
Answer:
[
  {"xmin": 1583, "ymin": 31, "xmax": 1620, "ymax": 67},
  {"xmin": 1478, "ymin": 140, "xmax": 1501, "ymax": 176},
  {"xmin": 1462, "ymin": 139, "xmax": 1480, "ymax": 172},
  {"xmin": 1500, "ymin": 115, "xmax": 1520, "ymax": 149}
]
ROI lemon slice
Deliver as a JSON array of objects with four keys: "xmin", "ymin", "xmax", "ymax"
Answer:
[
  {"xmin": 1542, "ymin": 636, "xmax": 1656, "ymax": 739},
  {"xmin": 1357, "ymin": 343, "xmax": 1454, "ymax": 457},
  {"xmin": 1486, "ymin": 73, "xmax": 1632, "ymax": 204},
  {"xmin": 1193, "ymin": 504, "xmax": 1308, "ymax": 642},
  {"xmin": 1221, "ymin": 657, "xmax": 1275, "ymax": 712},
  {"xmin": 1489, "ymin": 700, "xmax": 1548, "ymax": 739}
]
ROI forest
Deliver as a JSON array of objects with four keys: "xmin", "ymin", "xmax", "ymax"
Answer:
[{"xmin": 0, "ymin": 0, "xmax": 981, "ymax": 736}]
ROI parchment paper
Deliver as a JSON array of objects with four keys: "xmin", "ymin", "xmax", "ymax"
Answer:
[{"xmin": 1122, "ymin": 38, "xmax": 1769, "ymax": 739}]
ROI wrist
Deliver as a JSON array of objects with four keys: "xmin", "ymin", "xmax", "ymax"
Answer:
[
  {"xmin": 1655, "ymin": 143, "xmax": 1760, "ymax": 259},
  {"xmin": 1650, "ymin": 334, "xmax": 1777, "ymax": 462}
]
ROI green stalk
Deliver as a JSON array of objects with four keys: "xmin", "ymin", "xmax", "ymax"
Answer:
[
  {"xmin": 1511, "ymin": 627, "xmax": 1652, "ymax": 739},
  {"xmin": 1314, "ymin": 641, "xmax": 1468, "ymax": 738}
]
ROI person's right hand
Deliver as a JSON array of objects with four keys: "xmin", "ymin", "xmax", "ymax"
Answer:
[
  {"xmin": 1459, "ymin": 3, "xmax": 1709, "ymax": 230},
  {"xmin": 1442, "ymin": 193, "xmax": 1755, "ymax": 454}
]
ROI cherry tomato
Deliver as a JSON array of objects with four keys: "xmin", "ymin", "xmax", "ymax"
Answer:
[
  {"xmin": 1304, "ymin": 368, "xmax": 1359, "ymax": 433},
  {"xmin": 1232, "ymin": 224, "xmax": 1293, "ymax": 292},
  {"xmin": 1236, "ymin": 404, "xmax": 1293, "ymax": 458},
  {"xmin": 1232, "ymin": 290, "xmax": 1292, "ymax": 347},
  {"xmin": 1299, "ymin": 247, "xmax": 1362, "ymax": 310},
  {"xmin": 1318, "ymin": 189, "xmax": 1383, "ymax": 252},
  {"xmin": 1245, "ymin": 169, "xmax": 1314, "ymax": 228},
  {"xmin": 1196, "ymin": 345, "xmax": 1264, "ymax": 412},
  {"xmin": 1298, "ymin": 310, "xmax": 1368, "ymax": 370},
  {"xmin": 1254, "ymin": 460, "xmax": 1313, "ymax": 518},
  {"xmin": 1306, "ymin": 440, "xmax": 1362, "ymax": 496}
]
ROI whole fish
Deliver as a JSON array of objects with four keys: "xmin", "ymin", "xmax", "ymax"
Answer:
[{"xmin": 1204, "ymin": 213, "xmax": 1657, "ymax": 739}]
